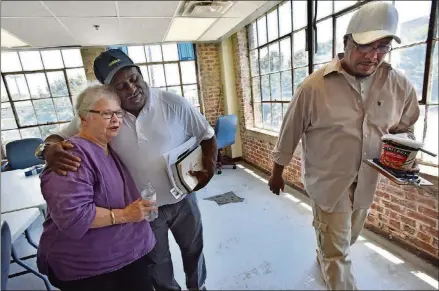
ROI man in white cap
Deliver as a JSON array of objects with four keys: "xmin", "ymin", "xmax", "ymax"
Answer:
[{"xmin": 268, "ymin": 2, "xmax": 420, "ymax": 290}]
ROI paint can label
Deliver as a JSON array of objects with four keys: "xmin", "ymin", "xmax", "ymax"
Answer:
[{"xmin": 380, "ymin": 141, "xmax": 418, "ymax": 171}]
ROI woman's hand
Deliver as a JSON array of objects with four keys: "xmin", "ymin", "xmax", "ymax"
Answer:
[{"xmin": 123, "ymin": 199, "xmax": 157, "ymax": 223}]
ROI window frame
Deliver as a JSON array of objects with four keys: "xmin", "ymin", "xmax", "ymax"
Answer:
[
  {"xmin": 247, "ymin": 0, "xmax": 439, "ymax": 167},
  {"xmin": 1, "ymin": 47, "xmax": 86, "ymax": 156},
  {"xmin": 125, "ymin": 43, "xmax": 203, "ymax": 113},
  {"xmin": 249, "ymin": 2, "xmax": 308, "ymax": 131}
]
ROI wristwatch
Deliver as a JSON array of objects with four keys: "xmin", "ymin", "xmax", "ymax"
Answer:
[{"xmin": 34, "ymin": 142, "xmax": 53, "ymax": 160}]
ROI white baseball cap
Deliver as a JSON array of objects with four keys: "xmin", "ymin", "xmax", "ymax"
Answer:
[{"xmin": 345, "ymin": 1, "xmax": 401, "ymax": 45}]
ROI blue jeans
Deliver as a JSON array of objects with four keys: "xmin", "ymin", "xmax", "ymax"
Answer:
[{"xmin": 147, "ymin": 193, "xmax": 207, "ymax": 291}]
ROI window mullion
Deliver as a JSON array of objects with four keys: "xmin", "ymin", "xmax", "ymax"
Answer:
[
  {"xmin": 1, "ymin": 74, "xmax": 20, "ymax": 132},
  {"xmin": 63, "ymin": 69, "xmax": 74, "ymax": 105},
  {"xmin": 192, "ymin": 44, "xmax": 203, "ymax": 113},
  {"xmin": 421, "ymin": 0, "xmax": 438, "ymax": 105}
]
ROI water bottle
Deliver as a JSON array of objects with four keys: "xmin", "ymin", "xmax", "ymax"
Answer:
[
  {"xmin": 140, "ymin": 182, "xmax": 158, "ymax": 222},
  {"xmin": 24, "ymin": 165, "xmax": 44, "ymax": 177}
]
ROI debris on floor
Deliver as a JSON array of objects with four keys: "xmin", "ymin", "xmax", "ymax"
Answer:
[{"xmin": 204, "ymin": 191, "xmax": 244, "ymax": 206}]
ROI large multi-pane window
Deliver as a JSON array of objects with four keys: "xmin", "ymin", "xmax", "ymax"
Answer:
[
  {"xmin": 248, "ymin": 0, "xmax": 438, "ymax": 166},
  {"xmin": 386, "ymin": 0, "xmax": 438, "ymax": 166},
  {"xmin": 248, "ymin": 1, "xmax": 309, "ymax": 131},
  {"xmin": 125, "ymin": 43, "xmax": 202, "ymax": 112},
  {"xmin": 1, "ymin": 48, "xmax": 87, "ymax": 153}
]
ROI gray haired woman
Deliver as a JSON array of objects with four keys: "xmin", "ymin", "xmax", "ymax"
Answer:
[{"xmin": 37, "ymin": 85, "xmax": 157, "ymax": 291}]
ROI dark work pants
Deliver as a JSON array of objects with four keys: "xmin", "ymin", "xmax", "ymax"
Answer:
[{"xmin": 147, "ymin": 192, "xmax": 207, "ymax": 291}]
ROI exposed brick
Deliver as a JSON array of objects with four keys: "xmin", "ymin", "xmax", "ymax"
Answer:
[
  {"xmin": 419, "ymin": 224, "xmax": 439, "ymax": 239},
  {"xmin": 381, "ymin": 199, "xmax": 405, "ymax": 213},
  {"xmin": 371, "ymin": 203, "xmax": 384, "ymax": 214},
  {"xmin": 434, "ymin": 238, "xmax": 438, "ymax": 248},
  {"xmin": 405, "ymin": 200, "xmax": 418, "ymax": 211},
  {"xmin": 405, "ymin": 192, "xmax": 416, "ymax": 201},
  {"xmin": 80, "ymin": 47, "xmax": 106, "ymax": 81},
  {"xmin": 367, "ymin": 214, "xmax": 377, "ymax": 224},
  {"xmin": 376, "ymin": 190, "xmax": 390, "ymax": 200},
  {"xmin": 403, "ymin": 224, "xmax": 416, "ymax": 235},
  {"xmin": 384, "ymin": 208, "xmax": 391, "ymax": 217},
  {"xmin": 400, "ymin": 215, "xmax": 416, "ymax": 227},
  {"xmin": 407, "ymin": 210, "xmax": 437, "ymax": 228},
  {"xmin": 417, "ymin": 231, "xmax": 433, "ymax": 244},
  {"xmin": 418, "ymin": 205, "xmax": 439, "ymax": 220},
  {"xmin": 387, "ymin": 185, "xmax": 405, "ymax": 197},
  {"xmin": 408, "ymin": 237, "xmax": 438, "ymax": 257},
  {"xmin": 389, "ymin": 219, "xmax": 401, "ymax": 230},
  {"xmin": 416, "ymin": 196, "xmax": 438, "ymax": 209},
  {"xmin": 196, "ymin": 43, "xmax": 224, "ymax": 126},
  {"xmin": 389, "ymin": 210, "xmax": 401, "ymax": 220}
]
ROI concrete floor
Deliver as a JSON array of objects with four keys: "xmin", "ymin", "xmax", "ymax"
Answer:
[{"xmin": 6, "ymin": 162, "xmax": 439, "ymax": 290}]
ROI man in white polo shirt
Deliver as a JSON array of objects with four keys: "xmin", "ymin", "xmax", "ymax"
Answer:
[{"xmin": 37, "ymin": 49, "xmax": 217, "ymax": 291}]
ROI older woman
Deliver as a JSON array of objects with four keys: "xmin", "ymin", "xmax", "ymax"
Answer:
[{"xmin": 37, "ymin": 85, "xmax": 156, "ymax": 291}]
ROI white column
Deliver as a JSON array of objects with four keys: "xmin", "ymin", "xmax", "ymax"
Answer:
[{"xmin": 219, "ymin": 37, "xmax": 242, "ymax": 158}]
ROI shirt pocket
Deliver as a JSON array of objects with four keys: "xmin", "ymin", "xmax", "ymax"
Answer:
[{"xmin": 368, "ymin": 96, "xmax": 401, "ymax": 131}]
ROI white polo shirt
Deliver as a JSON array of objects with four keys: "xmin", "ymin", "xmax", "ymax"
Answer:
[{"xmin": 59, "ymin": 87, "xmax": 215, "ymax": 207}]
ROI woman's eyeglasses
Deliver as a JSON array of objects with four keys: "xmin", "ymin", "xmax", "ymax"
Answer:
[{"xmin": 88, "ymin": 110, "xmax": 126, "ymax": 119}]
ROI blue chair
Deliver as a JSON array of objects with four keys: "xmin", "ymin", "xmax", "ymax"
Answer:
[
  {"xmin": 1, "ymin": 221, "xmax": 11, "ymax": 290},
  {"xmin": 214, "ymin": 115, "xmax": 238, "ymax": 174},
  {"xmin": 4, "ymin": 138, "xmax": 44, "ymax": 170}
]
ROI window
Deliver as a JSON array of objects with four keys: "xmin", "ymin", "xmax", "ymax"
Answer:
[
  {"xmin": 248, "ymin": 0, "xmax": 438, "ymax": 166},
  {"xmin": 388, "ymin": 0, "xmax": 438, "ymax": 166},
  {"xmin": 249, "ymin": 1, "xmax": 308, "ymax": 131},
  {"xmin": 125, "ymin": 43, "xmax": 202, "ymax": 112},
  {"xmin": 314, "ymin": 1, "xmax": 361, "ymax": 68},
  {"xmin": 1, "ymin": 48, "xmax": 87, "ymax": 153}
]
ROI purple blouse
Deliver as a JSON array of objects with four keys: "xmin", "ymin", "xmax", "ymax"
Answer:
[{"xmin": 37, "ymin": 136, "xmax": 156, "ymax": 281}]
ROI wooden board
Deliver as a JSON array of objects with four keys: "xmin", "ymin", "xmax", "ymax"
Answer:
[{"xmin": 363, "ymin": 159, "xmax": 433, "ymax": 187}]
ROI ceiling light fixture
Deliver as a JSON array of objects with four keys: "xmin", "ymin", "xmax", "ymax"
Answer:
[
  {"xmin": 164, "ymin": 17, "xmax": 216, "ymax": 42},
  {"xmin": 180, "ymin": 1, "xmax": 234, "ymax": 18}
]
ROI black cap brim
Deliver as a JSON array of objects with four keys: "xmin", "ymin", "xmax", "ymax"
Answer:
[{"xmin": 104, "ymin": 63, "xmax": 139, "ymax": 84}]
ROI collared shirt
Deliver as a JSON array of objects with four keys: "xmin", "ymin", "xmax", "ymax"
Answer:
[
  {"xmin": 59, "ymin": 87, "xmax": 215, "ymax": 207},
  {"xmin": 340, "ymin": 66, "xmax": 375, "ymax": 102},
  {"xmin": 339, "ymin": 66, "xmax": 375, "ymax": 183},
  {"xmin": 272, "ymin": 54, "xmax": 420, "ymax": 213}
]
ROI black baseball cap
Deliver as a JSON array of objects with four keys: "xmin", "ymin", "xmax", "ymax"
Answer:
[{"xmin": 93, "ymin": 49, "xmax": 139, "ymax": 84}]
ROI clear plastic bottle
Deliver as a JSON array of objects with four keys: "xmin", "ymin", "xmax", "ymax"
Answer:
[{"xmin": 140, "ymin": 182, "xmax": 158, "ymax": 222}]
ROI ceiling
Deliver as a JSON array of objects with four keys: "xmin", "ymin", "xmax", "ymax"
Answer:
[{"xmin": 0, "ymin": 1, "xmax": 276, "ymax": 49}]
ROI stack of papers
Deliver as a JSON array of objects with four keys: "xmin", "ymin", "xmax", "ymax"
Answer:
[{"xmin": 163, "ymin": 137, "xmax": 204, "ymax": 199}]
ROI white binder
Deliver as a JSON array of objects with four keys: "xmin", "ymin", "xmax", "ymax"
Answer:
[{"xmin": 163, "ymin": 137, "xmax": 203, "ymax": 199}]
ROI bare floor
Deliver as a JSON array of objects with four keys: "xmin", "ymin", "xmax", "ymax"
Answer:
[{"xmin": 6, "ymin": 162, "xmax": 439, "ymax": 290}]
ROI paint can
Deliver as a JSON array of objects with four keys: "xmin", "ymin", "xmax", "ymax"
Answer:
[{"xmin": 380, "ymin": 134, "xmax": 423, "ymax": 171}]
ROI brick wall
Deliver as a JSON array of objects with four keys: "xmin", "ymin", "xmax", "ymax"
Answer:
[
  {"xmin": 80, "ymin": 47, "xmax": 106, "ymax": 82},
  {"xmin": 366, "ymin": 177, "xmax": 438, "ymax": 260},
  {"xmin": 231, "ymin": 28, "xmax": 439, "ymax": 263},
  {"xmin": 196, "ymin": 44, "xmax": 224, "ymax": 127}
]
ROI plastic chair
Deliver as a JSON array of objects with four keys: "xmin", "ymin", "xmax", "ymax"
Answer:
[
  {"xmin": 214, "ymin": 115, "xmax": 238, "ymax": 174},
  {"xmin": 4, "ymin": 138, "xmax": 44, "ymax": 170},
  {"xmin": 1, "ymin": 221, "xmax": 12, "ymax": 290}
]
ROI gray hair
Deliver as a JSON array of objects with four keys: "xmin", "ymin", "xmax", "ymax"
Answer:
[{"xmin": 75, "ymin": 84, "xmax": 120, "ymax": 118}]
